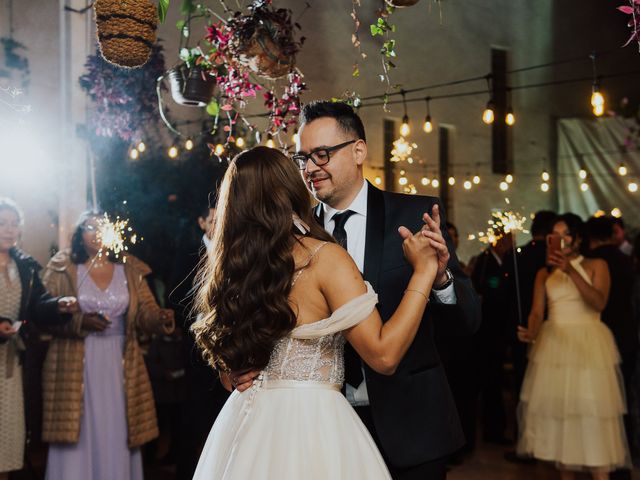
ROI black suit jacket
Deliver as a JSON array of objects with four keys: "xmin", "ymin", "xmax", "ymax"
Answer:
[{"xmin": 317, "ymin": 182, "xmax": 481, "ymax": 467}]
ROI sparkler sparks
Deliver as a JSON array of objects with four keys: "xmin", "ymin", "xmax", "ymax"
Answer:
[{"xmin": 95, "ymin": 213, "xmax": 140, "ymax": 261}]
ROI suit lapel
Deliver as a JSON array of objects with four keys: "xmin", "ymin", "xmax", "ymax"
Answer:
[
  {"xmin": 363, "ymin": 182, "xmax": 385, "ymax": 290},
  {"xmin": 313, "ymin": 203, "xmax": 324, "ymax": 226}
]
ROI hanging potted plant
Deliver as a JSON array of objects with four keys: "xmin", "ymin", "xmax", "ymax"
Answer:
[
  {"xmin": 226, "ymin": 0, "xmax": 303, "ymax": 80},
  {"xmin": 94, "ymin": 0, "xmax": 158, "ymax": 68},
  {"xmin": 168, "ymin": 46, "xmax": 217, "ymax": 107}
]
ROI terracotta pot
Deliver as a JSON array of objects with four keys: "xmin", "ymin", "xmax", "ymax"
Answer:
[
  {"xmin": 94, "ymin": 0, "xmax": 157, "ymax": 68},
  {"xmin": 168, "ymin": 64, "xmax": 216, "ymax": 107},
  {"xmin": 231, "ymin": 18, "xmax": 295, "ymax": 80}
]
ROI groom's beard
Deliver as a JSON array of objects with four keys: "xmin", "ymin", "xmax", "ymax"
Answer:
[{"xmin": 305, "ymin": 171, "xmax": 334, "ymax": 205}]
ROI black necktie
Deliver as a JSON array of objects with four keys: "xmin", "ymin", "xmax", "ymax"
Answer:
[
  {"xmin": 331, "ymin": 210, "xmax": 363, "ymax": 387},
  {"xmin": 331, "ymin": 210, "xmax": 355, "ymax": 250}
]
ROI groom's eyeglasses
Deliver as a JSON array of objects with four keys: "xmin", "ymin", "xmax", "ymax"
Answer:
[{"xmin": 292, "ymin": 140, "xmax": 357, "ymax": 170}]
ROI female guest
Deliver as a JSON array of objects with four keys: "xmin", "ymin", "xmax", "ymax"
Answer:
[
  {"xmin": 42, "ymin": 211, "xmax": 174, "ymax": 480},
  {"xmin": 517, "ymin": 213, "xmax": 629, "ymax": 480},
  {"xmin": 0, "ymin": 197, "xmax": 76, "ymax": 480}
]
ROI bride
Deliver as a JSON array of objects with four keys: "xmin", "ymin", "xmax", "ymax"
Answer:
[{"xmin": 191, "ymin": 146, "xmax": 438, "ymax": 479}]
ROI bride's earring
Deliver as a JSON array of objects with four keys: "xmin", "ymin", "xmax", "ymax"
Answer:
[{"xmin": 292, "ymin": 214, "xmax": 310, "ymax": 235}]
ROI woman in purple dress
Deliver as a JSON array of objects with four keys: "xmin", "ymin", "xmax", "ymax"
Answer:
[{"xmin": 41, "ymin": 212, "xmax": 174, "ymax": 480}]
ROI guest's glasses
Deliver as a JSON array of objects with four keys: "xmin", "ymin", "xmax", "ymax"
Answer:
[{"xmin": 292, "ymin": 140, "xmax": 357, "ymax": 170}]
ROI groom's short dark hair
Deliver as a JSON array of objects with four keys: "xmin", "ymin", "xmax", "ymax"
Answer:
[{"xmin": 300, "ymin": 101, "xmax": 366, "ymax": 143}]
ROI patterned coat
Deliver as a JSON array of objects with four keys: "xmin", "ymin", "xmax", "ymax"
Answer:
[{"xmin": 41, "ymin": 250, "xmax": 173, "ymax": 448}]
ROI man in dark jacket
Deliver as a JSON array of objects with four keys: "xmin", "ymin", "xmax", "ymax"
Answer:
[{"xmin": 586, "ymin": 215, "xmax": 637, "ymax": 480}]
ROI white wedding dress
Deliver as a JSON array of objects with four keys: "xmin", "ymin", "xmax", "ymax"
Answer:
[{"xmin": 192, "ymin": 280, "xmax": 391, "ymax": 479}]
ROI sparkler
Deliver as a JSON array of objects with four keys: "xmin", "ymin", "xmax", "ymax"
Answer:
[{"xmin": 77, "ymin": 213, "xmax": 141, "ymax": 288}]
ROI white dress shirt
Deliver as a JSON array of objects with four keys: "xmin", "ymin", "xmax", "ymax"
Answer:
[{"xmin": 322, "ymin": 180, "xmax": 457, "ymax": 406}]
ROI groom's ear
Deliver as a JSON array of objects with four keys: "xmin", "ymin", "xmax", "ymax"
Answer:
[{"xmin": 354, "ymin": 139, "xmax": 367, "ymax": 167}]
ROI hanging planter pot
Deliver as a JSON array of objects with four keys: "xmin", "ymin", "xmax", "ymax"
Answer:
[
  {"xmin": 228, "ymin": 4, "xmax": 300, "ymax": 80},
  {"xmin": 94, "ymin": 0, "xmax": 158, "ymax": 68},
  {"xmin": 385, "ymin": 0, "xmax": 420, "ymax": 7},
  {"xmin": 168, "ymin": 63, "xmax": 216, "ymax": 107}
]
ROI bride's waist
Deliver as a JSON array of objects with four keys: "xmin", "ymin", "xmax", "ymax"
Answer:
[{"xmin": 261, "ymin": 375, "xmax": 341, "ymax": 392}]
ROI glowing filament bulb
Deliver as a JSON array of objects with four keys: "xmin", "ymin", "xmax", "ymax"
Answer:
[
  {"xmin": 482, "ymin": 103, "xmax": 495, "ymax": 125},
  {"xmin": 541, "ymin": 170, "xmax": 550, "ymax": 182},
  {"xmin": 448, "ymin": 176, "xmax": 456, "ymax": 186},
  {"xmin": 137, "ymin": 141, "xmax": 146, "ymax": 152},
  {"xmin": 129, "ymin": 148, "xmax": 139, "ymax": 160},
  {"xmin": 580, "ymin": 182, "xmax": 589, "ymax": 192},
  {"xmin": 168, "ymin": 146, "xmax": 178, "ymax": 158},
  {"xmin": 473, "ymin": 175, "xmax": 481, "ymax": 185},
  {"xmin": 540, "ymin": 182, "xmax": 549, "ymax": 192},
  {"xmin": 423, "ymin": 116, "xmax": 433, "ymax": 133},
  {"xmin": 618, "ymin": 163, "xmax": 628, "ymax": 176},
  {"xmin": 236, "ymin": 137, "xmax": 245, "ymax": 148},
  {"xmin": 431, "ymin": 179, "xmax": 440, "ymax": 188},
  {"xmin": 185, "ymin": 139, "xmax": 194, "ymax": 151},
  {"xmin": 499, "ymin": 181, "xmax": 509, "ymax": 191},
  {"xmin": 463, "ymin": 180, "xmax": 472, "ymax": 190}
]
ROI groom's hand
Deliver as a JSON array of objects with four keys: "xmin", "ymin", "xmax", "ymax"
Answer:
[
  {"xmin": 420, "ymin": 204, "xmax": 450, "ymax": 286},
  {"xmin": 230, "ymin": 370, "xmax": 260, "ymax": 392}
]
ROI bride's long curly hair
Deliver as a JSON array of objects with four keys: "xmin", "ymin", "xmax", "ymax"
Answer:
[{"xmin": 192, "ymin": 147, "xmax": 334, "ymax": 373}]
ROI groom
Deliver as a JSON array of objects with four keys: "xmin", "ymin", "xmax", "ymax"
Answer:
[{"xmin": 295, "ymin": 101, "xmax": 480, "ymax": 479}]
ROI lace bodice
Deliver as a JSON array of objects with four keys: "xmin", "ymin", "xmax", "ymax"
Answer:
[{"xmin": 263, "ymin": 283, "xmax": 377, "ymax": 385}]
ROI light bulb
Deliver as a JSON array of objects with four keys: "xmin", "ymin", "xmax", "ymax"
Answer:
[
  {"xmin": 137, "ymin": 141, "xmax": 146, "ymax": 153},
  {"xmin": 421, "ymin": 177, "xmax": 430, "ymax": 186},
  {"xmin": 618, "ymin": 163, "xmax": 628, "ymax": 176},
  {"xmin": 611, "ymin": 208, "xmax": 623, "ymax": 218},
  {"xmin": 214, "ymin": 144, "xmax": 224, "ymax": 156},
  {"xmin": 168, "ymin": 146, "xmax": 178, "ymax": 158},
  {"xmin": 129, "ymin": 148, "xmax": 139, "ymax": 160},
  {"xmin": 399, "ymin": 176, "xmax": 408, "ymax": 186},
  {"xmin": 473, "ymin": 175, "xmax": 481, "ymax": 185},
  {"xmin": 463, "ymin": 180, "xmax": 472, "ymax": 190},
  {"xmin": 236, "ymin": 137, "xmax": 245, "ymax": 148},
  {"xmin": 540, "ymin": 182, "xmax": 549, "ymax": 192},
  {"xmin": 499, "ymin": 181, "xmax": 509, "ymax": 191},
  {"xmin": 431, "ymin": 178, "xmax": 440, "ymax": 188},
  {"xmin": 374, "ymin": 176, "xmax": 382, "ymax": 185},
  {"xmin": 423, "ymin": 115, "xmax": 433, "ymax": 133},
  {"xmin": 400, "ymin": 114, "xmax": 410, "ymax": 137},
  {"xmin": 448, "ymin": 176, "xmax": 456, "ymax": 186},
  {"xmin": 505, "ymin": 110, "xmax": 515, "ymax": 126},
  {"xmin": 580, "ymin": 182, "xmax": 589, "ymax": 192},
  {"xmin": 628, "ymin": 181, "xmax": 638, "ymax": 193},
  {"xmin": 591, "ymin": 90, "xmax": 604, "ymax": 107},
  {"xmin": 541, "ymin": 170, "xmax": 550, "ymax": 181},
  {"xmin": 266, "ymin": 138, "xmax": 275, "ymax": 148},
  {"xmin": 482, "ymin": 102, "xmax": 495, "ymax": 125},
  {"xmin": 593, "ymin": 104, "xmax": 605, "ymax": 117},
  {"xmin": 579, "ymin": 169, "xmax": 587, "ymax": 179},
  {"xmin": 505, "ymin": 174, "xmax": 514, "ymax": 184},
  {"xmin": 185, "ymin": 138, "xmax": 194, "ymax": 151}
]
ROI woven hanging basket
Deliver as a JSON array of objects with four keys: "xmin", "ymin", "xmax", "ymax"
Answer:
[
  {"xmin": 231, "ymin": 18, "xmax": 295, "ymax": 80},
  {"xmin": 168, "ymin": 64, "xmax": 216, "ymax": 107},
  {"xmin": 94, "ymin": 0, "xmax": 158, "ymax": 69},
  {"xmin": 385, "ymin": 0, "xmax": 420, "ymax": 6}
]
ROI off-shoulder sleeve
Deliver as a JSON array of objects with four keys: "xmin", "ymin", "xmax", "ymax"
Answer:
[{"xmin": 291, "ymin": 282, "xmax": 378, "ymax": 339}]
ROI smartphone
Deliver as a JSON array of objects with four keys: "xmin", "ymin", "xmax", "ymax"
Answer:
[{"xmin": 546, "ymin": 234, "xmax": 564, "ymax": 265}]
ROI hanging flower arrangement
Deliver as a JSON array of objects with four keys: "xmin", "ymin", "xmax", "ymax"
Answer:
[
  {"xmin": 80, "ymin": 44, "xmax": 166, "ymax": 141},
  {"xmin": 617, "ymin": 1, "xmax": 640, "ymax": 53}
]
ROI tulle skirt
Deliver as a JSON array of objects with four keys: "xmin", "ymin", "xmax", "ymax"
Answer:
[
  {"xmin": 517, "ymin": 319, "xmax": 630, "ymax": 471},
  {"xmin": 193, "ymin": 378, "xmax": 391, "ymax": 479}
]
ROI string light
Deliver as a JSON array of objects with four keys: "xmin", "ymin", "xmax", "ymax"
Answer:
[
  {"xmin": 618, "ymin": 163, "xmax": 628, "ymax": 176},
  {"xmin": 448, "ymin": 176, "xmax": 456, "ymax": 186},
  {"xmin": 580, "ymin": 182, "xmax": 589, "ymax": 192},
  {"xmin": 628, "ymin": 181, "xmax": 638, "ymax": 193},
  {"xmin": 473, "ymin": 175, "xmax": 481, "ymax": 185},
  {"xmin": 421, "ymin": 176, "xmax": 430, "ymax": 186},
  {"xmin": 463, "ymin": 180, "xmax": 472, "ymax": 190},
  {"xmin": 431, "ymin": 178, "xmax": 440, "ymax": 188},
  {"xmin": 594, "ymin": 210, "xmax": 606, "ymax": 217},
  {"xmin": 185, "ymin": 138, "xmax": 194, "ymax": 151},
  {"xmin": 541, "ymin": 170, "xmax": 550, "ymax": 181},
  {"xmin": 499, "ymin": 181, "xmax": 509, "ymax": 191},
  {"xmin": 505, "ymin": 107, "xmax": 516, "ymax": 126},
  {"xmin": 540, "ymin": 182, "xmax": 550, "ymax": 192},
  {"xmin": 129, "ymin": 148, "xmax": 139, "ymax": 160},
  {"xmin": 482, "ymin": 101, "xmax": 495, "ymax": 124},
  {"xmin": 374, "ymin": 176, "xmax": 382, "ymax": 185},
  {"xmin": 137, "ymin": 141, "xmax": 146, "ymax": 153},
  {"xmin": 399, "ymin": 176, "xmax": 408, "ymax": 186},
  {"xmin": 611, "ymin": 208, "xmax": 622, "ymax": 218},
  {"xmin": 400, "ymin": 90, "xmax": 410, "ymax": 137},
  {"xmin": 266, "ymin": 138, "xmax": 275, "ymax": 148},
  {"xmin": 579, "ymin": 168, "xmax": 587, "ymax": 179},
  {"xmin": 590, "ymin": 52, "xmax": 605, "ymax": 117},
  {"xmin": 236, "ymin": 137, "xmax": 245, "ymax": 148},
  {"xmin": 214, "ymin": 144, "xmax": 224, "ymax": 156},
  {"xmin": 168, "ymin": 146, "xmax": 178, "ymax": 158},
  {"xmin": 423, "ymin": 97, "xmax": 433, "ymax": 133},
  {"xmin": 505, "ymin": 174, "xmax": 514, "ymax": 184}
]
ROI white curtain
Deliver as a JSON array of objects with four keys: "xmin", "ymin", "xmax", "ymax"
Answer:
[{"xmin": 557, "ymin": 117, "xmax": 640, "ymax": 229}]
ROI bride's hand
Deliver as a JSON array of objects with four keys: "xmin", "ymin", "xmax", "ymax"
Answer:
[
  {"xmin": 398, "ymin": 226, "xmax": 438, "ymax": 277},
  {"xmin": 230, "ymin": 369, "xmax": 261, "ymax": 392}
]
